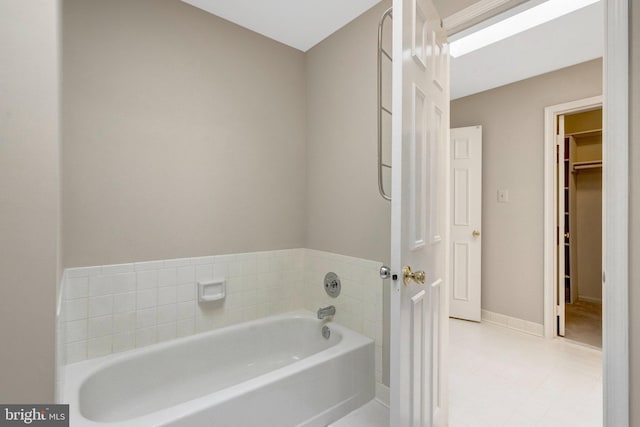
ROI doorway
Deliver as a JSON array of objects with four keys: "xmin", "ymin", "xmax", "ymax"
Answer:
[
  {"xmin": 545, "ymin": 96, "xmax": 604, "ymax": 345},
  {"xmin": 446, "ymin": 0, "xmax": 631, "ymax": 423},
  {"xmin": 557, "ymin": 106, "xmax": 603, "ymax": 348}
]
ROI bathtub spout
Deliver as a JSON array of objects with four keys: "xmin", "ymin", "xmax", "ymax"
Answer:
[{"xmin": 317, "ymin": 305, "xmax": 336, "ymax": 320}]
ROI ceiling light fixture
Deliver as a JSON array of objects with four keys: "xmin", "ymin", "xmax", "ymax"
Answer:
[{"xmin": 449, "ymin": 0, "xmax": 601, "ymax": 58}]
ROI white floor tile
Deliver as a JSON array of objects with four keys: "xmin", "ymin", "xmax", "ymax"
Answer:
[
  {"xmin": 330, "ymin": 318, "xmax": 602, "ymax": 427},
  {"xmin": 328, "ymin": 399, "xmax": 389, "ymax": 427},
  {"xmin": 449, "ymin": 319, "xmax": 602, "ymax": 427}
]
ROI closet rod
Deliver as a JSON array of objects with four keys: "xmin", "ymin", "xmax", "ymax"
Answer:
[{"xmin": 572, "ymin": 160, "xmax": 602, "ymax": 172}]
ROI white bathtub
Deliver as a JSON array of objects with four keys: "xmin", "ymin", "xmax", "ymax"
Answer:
[{"xmin": 63, "ymin": 311, "xmax": 374, "ymax": 427}]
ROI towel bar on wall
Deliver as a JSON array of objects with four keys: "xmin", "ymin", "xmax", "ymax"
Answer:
[{"xmin": 377, "ymin": 7, "xmax": 393, "ymax": 201}]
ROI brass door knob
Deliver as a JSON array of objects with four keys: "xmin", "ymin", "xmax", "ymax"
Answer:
[
  {"xmin": 403, "ymin": 265, "xmax": 426, "ymax": 286},
  {"xmin": 473, "ymin": 230, "xmax": 481, "ymax": 237}
]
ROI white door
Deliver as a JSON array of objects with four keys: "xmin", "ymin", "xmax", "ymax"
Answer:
[
  {"xmin": 449, "ymin": 126, "xmax": 482, "ymax": 322},
  {"xmin": 556, "ymin": 115, "xmax": 566, "ymax": 336},
  {"xmin": 390, "ymin": 0, "xmax": 449, "ymax": 425}
]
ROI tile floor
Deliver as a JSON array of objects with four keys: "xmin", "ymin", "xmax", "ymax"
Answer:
[
  {"xmin": 329, "ymin": 399, "xmax": 390, "ymax": 427},
  {"xmin": 332, "ymin": 318, "xmax": 602, "ymax": 427}
]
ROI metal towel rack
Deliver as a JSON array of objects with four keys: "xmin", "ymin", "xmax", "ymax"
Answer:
[{"xmin": 377, "ymin": 7, "xmax": 393, "ymax": 201}]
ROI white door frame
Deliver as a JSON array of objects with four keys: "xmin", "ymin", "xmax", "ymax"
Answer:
[
  {"xmin": 449, "ymin": 0, "xmax": 629, "ymax": 425},
  {"xmin": 543, "ymin": 95, "xmax": 602, "ymax": 341},
  {"xmin": 601, "ymin": 1, "xmax": 629, "ymax": 425}
]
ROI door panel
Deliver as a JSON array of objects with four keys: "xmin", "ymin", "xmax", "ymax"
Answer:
[
  {"xmin": 452, "ymin": 242, "xmax": 469, "ymax": 301},
  {"xmin": 429, "ymin": 278, "xmax": 443, "ymax": 422},
  {"xmin": 453, "ymin": 168, "xmax": 470, "ymax": 226},
  {"xmin": 390, "ymin": 0, "xmax": 449, "ymax": 425},
  {"xmin": 449, "ymin": 126, "xmax": 482, "ymax": 322}
]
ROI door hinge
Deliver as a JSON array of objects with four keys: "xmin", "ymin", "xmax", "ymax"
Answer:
[{"xmin": 555, "ymin": 305, "xmax": 560, "ymax": 316}]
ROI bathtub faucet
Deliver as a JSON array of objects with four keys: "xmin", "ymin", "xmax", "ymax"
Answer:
[{"xmin": 317, "ymin": 305, "xmax": 336, "ymax": 320}]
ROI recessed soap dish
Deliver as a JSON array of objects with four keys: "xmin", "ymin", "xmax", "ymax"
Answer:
[{"xmin": 198, "ymin": 279, "xmax": 226, "ymax": 302}]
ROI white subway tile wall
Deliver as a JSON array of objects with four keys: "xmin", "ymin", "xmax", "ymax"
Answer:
[{"xmin": 57, "ymin": 248, "xmax": 384, "ymax": 387}]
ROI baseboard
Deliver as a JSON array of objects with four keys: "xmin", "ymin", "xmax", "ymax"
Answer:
[
  {"xmin": 577, "ymin": 296, "xmax": 602, "ymax": 304},
  {"xmin": 375, "ymin": 383, "xmax": 390, "ymax": 408},
  {"xmin": 481, "ymin": 309, "xmax": 544, "ymax": 337}
]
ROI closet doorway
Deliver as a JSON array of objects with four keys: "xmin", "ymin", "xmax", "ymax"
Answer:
[{"xmin": 558, "ymin": 106, "xmax": 603, "ymax": 347}]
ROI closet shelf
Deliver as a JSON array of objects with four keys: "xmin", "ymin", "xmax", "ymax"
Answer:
[{"xmin": 566, "ymin": 129, "xmax": 602, "ymax": 138}]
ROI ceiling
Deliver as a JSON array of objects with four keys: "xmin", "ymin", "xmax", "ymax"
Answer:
[
  {"xmin": 181, "ymin": 0, "xmax": 603, "ymax": 99},
  {"xmin": 180, "ymin": 0, "xmax": 382, "ymax": 52}
]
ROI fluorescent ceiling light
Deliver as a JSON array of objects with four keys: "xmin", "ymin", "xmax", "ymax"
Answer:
[{"xmin": 449, "ymin": 0, "xmax": 600, "ymax": 58}]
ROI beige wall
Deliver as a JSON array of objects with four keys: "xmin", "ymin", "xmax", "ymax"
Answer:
[
  {"xmin": 305, "ymin": 0, "xmax": 392, "ymax": 386},
  {"xmin": 62, "ymin": 0, "xmax": 307, "ymax": 268},
  {"xmin": 451, "ymin": 59, "xmax": 602, "ymax": 324},
  {"xmin": 573, "ymin": 134, "xmax": 603, "ymax": 162},
  {"xmin": 305, "ymin": 0, "xmax": 392, "ymax": 264},
  {"xmin": 629, "ymin": 1, "xmax": 639, "ymax": 425},
  {"xmin": 565, "ymin": 109, "xmax": 602, "ymax": 135},
  {"xmin": 0, "ymin": 0, "xmax": 60, "ymax": 402},
  {"xmin": 569, "ymin": 132, "xmax": 602, "ymax": 303},
  {"xmin": 574, "ymin": 166, "xmax": 602, "ymax": 302}
]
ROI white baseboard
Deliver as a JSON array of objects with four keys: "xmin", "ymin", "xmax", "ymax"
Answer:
[
  {"xmin": 577, "ymin": 296, "xmax": 602, "ymax": 304},
  {"xmin": 481, "ymin": 309, "xmax": 544, "ymax": 337},
  {"xmin": 375, "ymin": 383, "xmax": 390, "ymax": 407}
]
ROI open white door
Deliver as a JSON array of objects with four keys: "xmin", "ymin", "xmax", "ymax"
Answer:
[
  {"xmin": 556, "ymin": 115, "xmax": 566, "ymax": 336},
  {"xmin": 449, "ymin": 126, "xmax": 482, "ymax": 322},
  {"xmin": 390, "ymin": 0, "xmax": 449, "ymax": 425}
]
